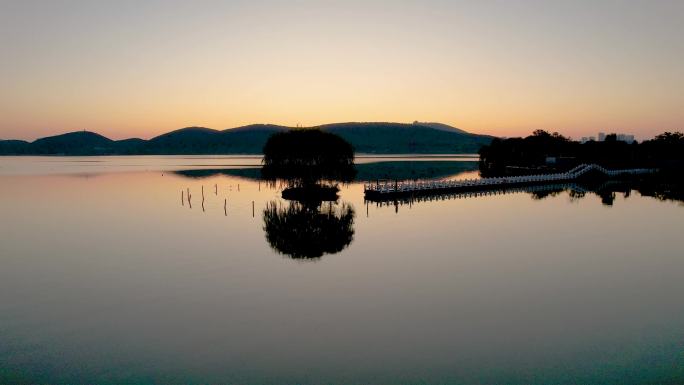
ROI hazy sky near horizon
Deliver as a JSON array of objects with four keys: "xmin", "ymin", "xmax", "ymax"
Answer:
[{"xmin": 1, "ymin": 0, "xmax": 682, "ymax": 141}]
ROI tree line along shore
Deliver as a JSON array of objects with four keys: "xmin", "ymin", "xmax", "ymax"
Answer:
[{"xmin": 479, "ymin": 130, "xmax": 684, "ymax": 176}]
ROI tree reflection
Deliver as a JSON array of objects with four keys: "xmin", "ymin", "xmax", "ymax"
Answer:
[
  {"xmin": 568, "ymin": 189, "xmax": 586, "ymax": 202},
  {"xmin": 263, "ymin": 200, "xmax": 355, "ymax": 260},
  {"xmin": 598, "ymin": 191, "xmax": 617, "ymax": 206},
  {"xmin": 528, "ymin": 176, "xmax": 684, "ymax": 207},
  {"xmin": 530, "ymin": 189, "xmax": 564, "ymax": 200},
  {"xmin": 369, "ymin": 175, "xmax": 684, "ymax": 212}
]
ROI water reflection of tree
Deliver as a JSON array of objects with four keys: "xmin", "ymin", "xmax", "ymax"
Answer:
[
  {"xmin": 599, "ymin": 191, "xmax": 617, "ymax": 206},
  {"xmin": 529, "ymin": 177, "xmax": 684, "ymax": 207},
  {"xmin": 637, "ymin": 173, "xmax": 684, "ymax": 204},
  {"xmin": 530, "ymin": 189, "xmax": 565, "ymax": 200},
  {"xmin": 263, "ymin": 200, "xmax": 355, "ymax": 260},
  {"xmin": 568, "ymin": 189, "xmax": 586, "ymax": 202}
]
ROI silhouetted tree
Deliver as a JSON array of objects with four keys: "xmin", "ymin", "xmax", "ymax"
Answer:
[
  {"xmin": 479, "ymin": 130, "xmax": 684, "ymax": 175},
  {"xmin": 262, "ymin": 129, "xmax": 356, "ymax": 187}
]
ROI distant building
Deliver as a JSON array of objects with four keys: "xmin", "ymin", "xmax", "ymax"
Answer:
[
  {"xmin": 595, "ymin": 132, "xmax": 635, "ymax": 143},
  {"xmin": 616, "ymin": 134, "xmax": 635, "ymax": 143}
]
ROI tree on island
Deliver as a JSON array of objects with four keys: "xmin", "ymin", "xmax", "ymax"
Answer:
[
  {"xmin": 260, "ymin": 129, "xmax": 357, "ymax": 260},
  {"xmin": 261, "ymin": 129, "xmax": 356, "ymax": 192}
]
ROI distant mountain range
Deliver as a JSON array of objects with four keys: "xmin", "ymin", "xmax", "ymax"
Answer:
[{"xmin": 0, "ymin": 122, "xmax": 494, "ymax": 155}]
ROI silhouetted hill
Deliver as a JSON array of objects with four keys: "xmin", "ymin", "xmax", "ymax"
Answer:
[
  {"xmin": 411, "ymin": 121, "xmax": 468, "ymax": 134},
  {"xmin": 0, "ymin": 122, "xmax": 494, "ymax": 155},
  {"xmin": 31, "ymin": 131, "xmax": 116, "ymax": 155},
  {"xmin": 114, "ymin": 138, "xmax": 146, "ymax": 154},
  {"xmin": 222, "ymin": 125, "xmax": 288, "ymax": 153},
  {"xmin": 146, "ymin": 127, "xmax": 223, "ymax": 154},
  {"xmin": 225, "ymin": 124, "xmax": 289, "ymax": 133},
  {"xmin": 142, "ymin": 125, "xmax": 290, "ymax": 154},
  {"xmin": 0, "ymin": 140, "xmax": 30, "ymax": 154},
  {"xmin": 321, "ymin": 122, "xmax": 492, "ymax": 153}
]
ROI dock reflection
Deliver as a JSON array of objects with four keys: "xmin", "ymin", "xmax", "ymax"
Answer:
[{"xmin": 368, "ymin": 177, "xmax": 684, "ymax": 211}]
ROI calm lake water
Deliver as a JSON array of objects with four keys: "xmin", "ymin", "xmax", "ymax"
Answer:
[{"xmin": 1, "ymin": 156, "xmax": 683, "ymax": 385}]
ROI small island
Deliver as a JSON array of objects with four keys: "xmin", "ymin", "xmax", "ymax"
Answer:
[
  {"xmin": 262, "ymin": 128, "xmax": 356, "ymax": 200},
  {"xmin": 260, "ymin": 129, "xmax": 357, "ymax": 260}
]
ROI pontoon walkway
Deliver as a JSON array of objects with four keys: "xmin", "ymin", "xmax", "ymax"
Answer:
[{"xmin": 364, "ymin": 163, "xmax": 657, "ymax": 200}]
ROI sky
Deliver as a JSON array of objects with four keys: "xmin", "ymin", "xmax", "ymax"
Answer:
[{"xmin": 1, "ymin": 0, "xmax": 682, "ymax": 141}]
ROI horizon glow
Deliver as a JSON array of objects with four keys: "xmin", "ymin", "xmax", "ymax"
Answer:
[{"xmin": 1, "ymin": 0, "xmax": 683, "ymax": 142}]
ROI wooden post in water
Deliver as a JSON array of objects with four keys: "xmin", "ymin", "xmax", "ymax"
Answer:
[
  {"xmin": 224, "ymin": 198, "xmax": 227, "ymax": 216},
  {"xmin": 215, "ymin": 184, "xmax": 217, "ymax": 195},
  {"xmin": 181, "ymin": 190, "xmax": 184, "ymax": 206},
  {"xmin": 252, "ymin": 201, "xmax": 255, "ymax": 218}
]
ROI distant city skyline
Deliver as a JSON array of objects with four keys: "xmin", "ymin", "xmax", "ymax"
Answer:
[
  {"xmin": 1, "ymin": 0, "xmax": 682, "ymax": 141},
  {"xmin": 580, "ymin": 132, "xmax": 635, "ymax": 143}
]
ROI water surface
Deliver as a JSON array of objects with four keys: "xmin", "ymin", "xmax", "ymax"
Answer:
[{"xmin": 1, "ymin": 156, "xmax": 682, "ymax": 384}]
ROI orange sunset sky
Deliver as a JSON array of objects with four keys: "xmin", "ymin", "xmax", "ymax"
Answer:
[{"xmin": 1, "ymin": 0, "xmax": 682, "ymax": 141}]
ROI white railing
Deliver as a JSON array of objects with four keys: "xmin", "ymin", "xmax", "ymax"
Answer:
[{"xmin": 364, "ymin": 164, "xmax": 657, "ymax": 194}]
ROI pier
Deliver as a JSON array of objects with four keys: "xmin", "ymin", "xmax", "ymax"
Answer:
[
  {"xmin": 368, "ymin": 182, "xmax": 593, "ymax": 213},
  {"xmin": 364, "ymin": 163, "xmax": 657, "ymax": 201}
]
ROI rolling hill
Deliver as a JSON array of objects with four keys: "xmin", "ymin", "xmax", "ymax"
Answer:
[
  {"xmin": 321, "ymin": 122, "xmax": 490, "ymax": 153},
  {"xmin": 0, "ymin": 122, "xmax": 494, "ymax": 155}
]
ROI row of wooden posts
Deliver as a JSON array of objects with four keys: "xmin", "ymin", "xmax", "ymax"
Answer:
[{"xmin": 181, "ymin": 183, "xmax": 255, "ymax": 217}]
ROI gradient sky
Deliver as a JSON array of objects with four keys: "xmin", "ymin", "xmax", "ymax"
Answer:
[{"xmin": 1, "ymin": 0, "xmax": 682, "ymax": 141}]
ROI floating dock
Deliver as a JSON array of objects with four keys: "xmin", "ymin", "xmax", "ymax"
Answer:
[{"xmin": 363, "ymin": 164, "xmax": 657, "ymax": 201}]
